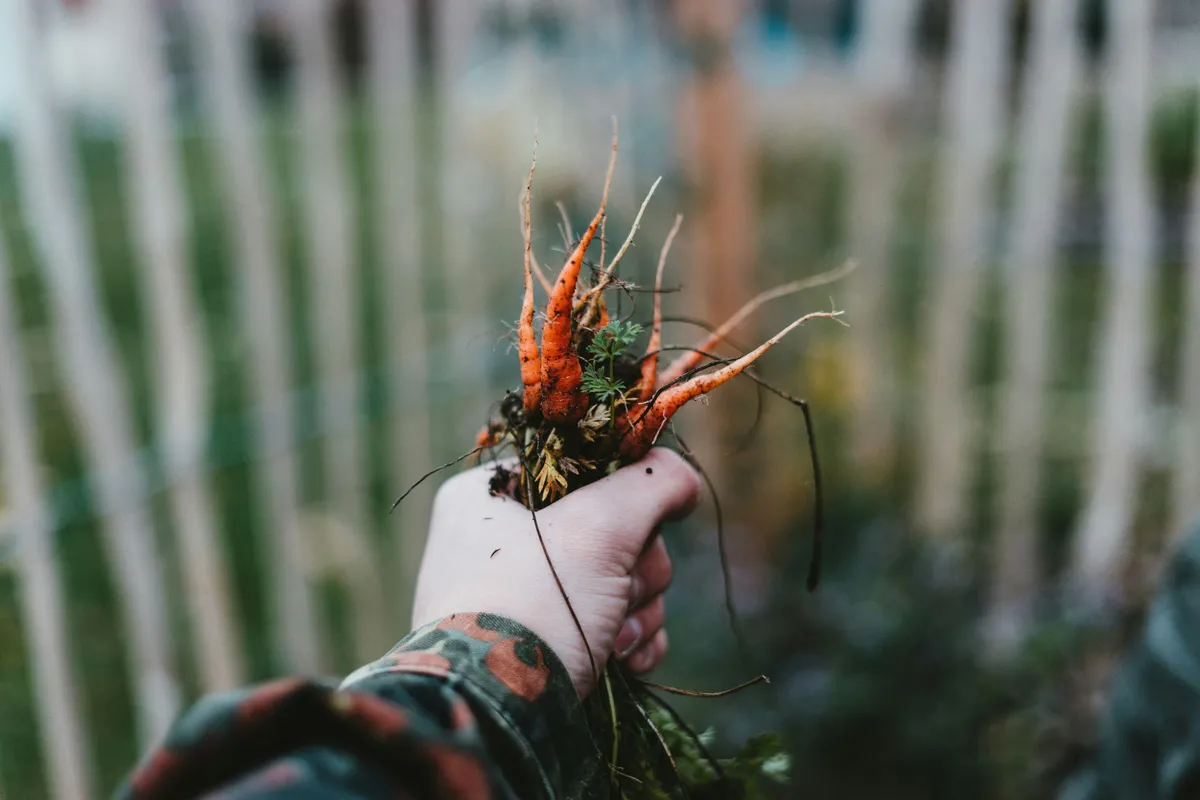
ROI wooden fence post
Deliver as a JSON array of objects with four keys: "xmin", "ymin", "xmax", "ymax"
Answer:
[
  {"xmin": 986, "ymin": 0, "xmax": 1081, "ymax": 658},
  {"xmin": 188, "ymin": 0, "xmax": 324, "ymax": 674},
  {"xmin": 1174, "ymin": 82, "xmax": 1200, "ymax": 541},
  {"xmin": 916, "ymin": 0, "xmax": 1012, "ymax": 545},
  {"xmin": 289, "ymin": 0, "xmax": 389, "ymax": 663},
  {"xmin": 365, "ymin": 0, "xmax": 436, "ymax": 631},
  {"xmin": 845, "ymin": 0, "xmax": 920, "ymax": 480},
  {"xmin": 1070, "ymin": 0, "xmax": 1156, "ymax": 603},
  {"xmin": 112, "ymin": 0, "xmax": 245, "ymax": 692},
  {"xmin": 671, "ymin": 0, "xmax": 756, "ymax": 517},
  {"xmin": 8, "ymin": 0, "xmax": 181, "ymax": 746},
  {"xmin": 0, "ymin": 235, "xmax": 93, "ymax": 799},
  {"xmin": 434, "ymin": 0, "xmax": 492, "ymax": 440}
]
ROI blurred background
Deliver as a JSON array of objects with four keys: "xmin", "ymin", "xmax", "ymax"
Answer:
[{"xmin": 0, "ymin": 0, "xmax": 1198, "ymax": 797}]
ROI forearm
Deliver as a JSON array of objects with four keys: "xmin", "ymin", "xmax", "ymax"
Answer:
[{"xmin": 117, "ymin": 613, "xmax": 601, "ymax": 799}]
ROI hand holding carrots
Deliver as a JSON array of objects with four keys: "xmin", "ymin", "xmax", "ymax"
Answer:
[
  {"xmin": 398, "ymin": 123, "xmax": 845, "ymax": 796},
  {"xmin": 410, "ymin": 448, "xmax": 701, "ymax": 697}
]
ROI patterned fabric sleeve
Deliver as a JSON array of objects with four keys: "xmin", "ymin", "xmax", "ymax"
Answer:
[{"xmin": 115, "ymin": 612, "xmax": 602, "ymax": 800}]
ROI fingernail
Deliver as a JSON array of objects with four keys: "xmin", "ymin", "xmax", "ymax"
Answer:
[
  {"xmin": 615, "ymin": 618, "xmax": 642, "ymax": 658},
  {"xmin": 629, "ymin": 575, "xmax": 644, "ymax": 607}
]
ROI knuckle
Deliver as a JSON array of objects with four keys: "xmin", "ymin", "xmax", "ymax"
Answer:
[
  {"xmin": 645, "ymin": 551, "xmax": 673, "ymax": 593},
  {"xmin": 640, "ymin": 595, "xmax": 667, "ymax": 628}
]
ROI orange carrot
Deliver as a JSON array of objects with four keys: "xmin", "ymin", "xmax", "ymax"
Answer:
[
  {"xmin": 657, "ymin": 260, "xmax": 857, "ymax": 388},
  {"xmin": 619, "ymin": 309, "xmax": 843, "ymax": 460},
  {"xmin": 638, "ymin": 214, "xmax": 684, "ymax": 403},
  {"xmin": 519, "ymin": 149, "xmax": 542, "ymax": 412},
  {"xmin": 475, "ymin": 423, "xmax": 501, "ymax": 449},
  {"xmin": 539, "ymin": 129, "xmax": 618, "ymax": 423}
]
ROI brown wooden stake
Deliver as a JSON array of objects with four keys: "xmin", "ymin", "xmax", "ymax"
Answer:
[{"xmin": 671, "ymin": 0, "xmax": 759, "ymax": 552}]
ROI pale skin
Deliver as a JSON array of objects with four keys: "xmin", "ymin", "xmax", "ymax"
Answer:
[{"xmin": 412, "ymin": 447, "xmax": 702, "ymax": 697}]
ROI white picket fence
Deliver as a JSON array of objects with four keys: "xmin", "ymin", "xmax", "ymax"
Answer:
[{"xmin": 0, "ymin": 0, "xmax": 1199, "ymax": 796}]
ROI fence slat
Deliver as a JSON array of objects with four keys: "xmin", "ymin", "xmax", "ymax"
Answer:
[
  {"xmin": 436, "ymin": 0, "xmax": 493, "ymax": 439},
  {"xmin": 1070, "ymin": 0, "xmax": 1156, "ymax": 600},
  {"xmin": 366, "ymin": 0, "xmax": 436, "ymax": 630},
  {"xmin": 8, "ymin": 0, "xmax": 181, "ymax": 746},
  {"xmin": 915, "ymin": 0, "xmax": 1013, "ymax": 542},
  {"xmin": 113, "ymin": 0, "xmax": 245, "ymax": 692},
  {"xmin": 671, "ymin": 0, "xmax": 755, "ymax": 514},
  {"xmin": 845, "ymin": 0, "xmax": 919, "ymax": 478},
  {"xmin": 0, "ymin": 233, "xmax": 93, "ymax": 800},
  {"xmin": 188, "ymin": 0, "xmax": 323, "ymax": 674},
  {"xmin": 289, "ymin": 0, "xmax": 388, "ymax": 663},
  {"xmin": 986, "ymin": 0, "xmax": 1081, "ymax": 657},
  {"xmin": 1174, "ymin": 83, "xmax": 1200, "ymax": 539}
]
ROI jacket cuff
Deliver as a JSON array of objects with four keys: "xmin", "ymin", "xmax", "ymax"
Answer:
[{"xmin": 340, "ymin": 611, "xmax": 600, "ymax": 797}]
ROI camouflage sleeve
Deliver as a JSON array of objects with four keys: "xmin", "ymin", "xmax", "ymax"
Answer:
[
  {"xmin": 116, "ymin": 612, "xmax": 602, "ymax": 799},
  {"xmin": 1058, "ymin": 523, "xmax": 1200, "ymax": 800}
]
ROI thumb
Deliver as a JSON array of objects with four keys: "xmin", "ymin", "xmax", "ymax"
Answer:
[{"xmin": 548, "ymin": 447, "xmax": 703, "ymax": 559}]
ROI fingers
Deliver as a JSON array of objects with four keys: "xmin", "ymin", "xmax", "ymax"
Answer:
[
  {"xmin": 615, "ymin": 594, "xmax": 666, "ymax": 658},
  {"xmin": 629, "ymin": 536, "xmax": 672, "ymax": 609},
  {"xmin": 625, "ymin": 629, "xmax": 668, "ymax": 674},
  {"xmin": 552, "ymin": 447, "xmax": 702, "ymax": 556}
]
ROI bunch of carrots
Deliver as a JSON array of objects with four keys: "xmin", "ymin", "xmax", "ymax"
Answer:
[
  {"xmin": 400, "ymin": 122, "xmax": 851, "ymax": 798},
  {"xmin": 476, "ymin": 127, "xmax": 845, "ymax": 514}
]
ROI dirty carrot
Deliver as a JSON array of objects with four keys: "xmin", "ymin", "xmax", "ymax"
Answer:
[
  {"xmin": 657, "ymin": 259, "xmax": 857, "ymax": 387},
  {"xmin": 539, "ymin": 128, "xmax": 618, "ymax": 423},
  {"xmin": 638, "ymin": 214, "xmax": 684, "ymax": 402},
  {"xmin": 620, "ymin": 308, "xmax": 844, "ymax": 460},
  {"xmin": 519, "ymin": 150, "xmax": 542, "ymax": 413}
]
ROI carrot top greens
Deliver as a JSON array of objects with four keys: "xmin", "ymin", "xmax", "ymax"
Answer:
[{"xmin": 581, "ymin": 320, "xmax": 643, "ymax": 406}]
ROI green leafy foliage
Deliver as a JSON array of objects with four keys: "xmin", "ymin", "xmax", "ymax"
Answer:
[
  {"xmin": 581, "ymin": 364, "xmax": 622, "ymax": 404},
  {"xmin": 588, "ymin": 319, "xmax": 644, "ymax": 359},
  {"xmin": 631, "ymin": 702, "xmax": 791, "ymax": 799},
  {"xmin": 582, "ymin": 320, "xmax": 643, "ymax": 404},
  {"xmin": 725, "ymin": 734, "xmax": 792, "ymax": 787}
]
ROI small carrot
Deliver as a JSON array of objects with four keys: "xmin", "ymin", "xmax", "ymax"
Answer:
[
  {"xmin": 638, "ymin": 214, "xmax": 684, "ymax": 403},
  {"xmin": 539, "ymin": 127, "xmax": 618, "ymax": 423},
  {"xmin": 519, "ymin": 148, "xmax": 542, "ymax": 413},
  {"xmin": 657, "ymin": 260, "xmax": 857, "ymax": 388},
  {"xmin": 475, "ymin": 423, "xmax": 502, "ymax": 449},
  {"xmin": 619, "ymin": 309, "xmax": 844, "ymax": 460}
]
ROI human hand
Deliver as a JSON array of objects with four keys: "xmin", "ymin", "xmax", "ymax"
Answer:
[{"xmin": 410, "ymin": 447, "xmax": 702, "ymax": 697}]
